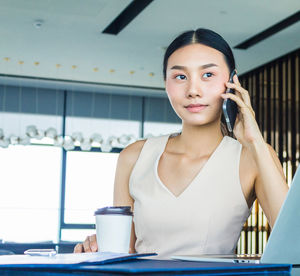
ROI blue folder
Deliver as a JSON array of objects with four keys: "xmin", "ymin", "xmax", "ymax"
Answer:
[
  {"xmin": 72, "ymin": 259, "xmax": 292, "ymax": 275},
  {"xmin": 0, "ymin": 258, "xmax": 292, "ymax": 275}
]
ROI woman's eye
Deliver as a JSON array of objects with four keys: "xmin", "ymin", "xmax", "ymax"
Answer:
[
  {"xmin": 175, "ymin": 75, "xmax": 186, "ymax": 80},
  {"xmin": 203, "ymin": 72, "xmax": 213, "ymax": 78}
]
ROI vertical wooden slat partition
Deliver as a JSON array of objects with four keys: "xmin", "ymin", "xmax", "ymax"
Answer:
[{"xmin": 236, "ymin": 48, "xmax": 300, "ymax": 255}]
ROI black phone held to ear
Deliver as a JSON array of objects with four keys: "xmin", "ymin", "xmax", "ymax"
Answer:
[{"xmin": 222, "ymin": 70, "xmax": 238, "ymax": 133}]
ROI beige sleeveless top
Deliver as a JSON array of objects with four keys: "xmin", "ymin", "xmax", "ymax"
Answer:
[{"xmin": 129, "ymin": 134, "xmax": 251, "ymax": 257}]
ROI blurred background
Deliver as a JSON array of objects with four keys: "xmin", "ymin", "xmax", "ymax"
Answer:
[{"xmin": 0, "ymin": 0, "xmax": 299, "ymax": 254}]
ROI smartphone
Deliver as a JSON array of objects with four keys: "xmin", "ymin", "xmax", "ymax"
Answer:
[
  {"xmin": 24, "ymin": 248, "xmax": 57, "ymax": 257},
  {"xmin": 222, "ymin": 70, "xmax": 237, "ymax": 132}
]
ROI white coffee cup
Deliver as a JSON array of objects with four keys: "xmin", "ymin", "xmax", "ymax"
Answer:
[{"xmin": 94, "ymin": 206, "xmax": 133, "ymax": 253}]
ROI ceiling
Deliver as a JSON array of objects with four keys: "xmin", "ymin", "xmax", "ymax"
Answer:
[{"xmin": 0, "ymin": 0, "xmax": 299, "ymax": 94}]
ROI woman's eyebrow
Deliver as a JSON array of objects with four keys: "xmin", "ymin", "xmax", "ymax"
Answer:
[{"xmin": 170, "ymin": 63, "xmax": 218, "ymax": 70}]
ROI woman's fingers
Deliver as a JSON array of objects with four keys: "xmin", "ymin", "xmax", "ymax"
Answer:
[
  {"xmin": 221, "ymin": 92, "xmax": 244, "ymax": 108},
  {"xmin": 221, "ymin": 93, "xmax": 254, "ymax": 117},
  {"xmin": 89, "ymin": 234, "xmax": 98, "ymax": 252},
  {"xmin": 224, "ymin": 81, "xmax": 255, "ymax": 118},
  {"xmin": 83, "ymin": 236, "xmax": 93, "ymax": 252},
  {"xmin": 74, "ymin": 243, "xmax": 84, "ymax": 253},
  {"xmin": 226, "ymin": 82, "xmax": 251, "ymax": 107},
  {"xmin": 73, "ymin": 234, "xmax": 98, "ymax": 253},
  {"xmin": 227, "ymin": 75, "xmax": 252, "ymax": 106}
]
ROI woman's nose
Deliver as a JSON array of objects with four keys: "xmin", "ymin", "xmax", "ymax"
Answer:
[{"xmin": 186, "ymin": 79, "xmax": 203, "ymax": 98}]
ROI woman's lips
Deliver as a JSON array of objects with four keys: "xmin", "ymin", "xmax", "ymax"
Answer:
[{"xmin": 185, "ymin": 104, "xmax": 208, "ymax": 113}]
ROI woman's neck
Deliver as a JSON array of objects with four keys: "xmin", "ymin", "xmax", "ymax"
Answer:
[{"xmin": 172, "ymin": 122, "xmax": 224, "ymax": 157}]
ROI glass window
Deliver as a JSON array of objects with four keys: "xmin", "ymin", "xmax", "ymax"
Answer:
[
  {"xmin": 0, "ymin": 112, "xmax": 63, "ymax": 139},
  {"xmin": 0, "ymin": 145, "xmax": 61, "ymax": 242},
  {"xmin": 60, "ymin": 229, "xmax": 96, "ymax": 242},
  {"xmin": 64, "ymin": 151, "xmax": 119, "ymax": 224},
  {"xmin": 65, "ymin": 117, "xmax": 141, "ymax": 141}
]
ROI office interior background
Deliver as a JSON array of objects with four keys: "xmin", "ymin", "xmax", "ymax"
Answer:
[{"xmin": 0, "ymin": 0, "xmax": 299, "ymax": 255}]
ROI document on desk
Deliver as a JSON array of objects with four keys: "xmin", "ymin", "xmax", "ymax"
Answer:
[{"xmin": 0, "ymin": 252, "xmax": 156, "ymax": 266}]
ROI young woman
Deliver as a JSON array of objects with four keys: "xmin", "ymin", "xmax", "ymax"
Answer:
[{"xmin": 74, "ymin": 28, "xmax": 288, "ymax": 257}]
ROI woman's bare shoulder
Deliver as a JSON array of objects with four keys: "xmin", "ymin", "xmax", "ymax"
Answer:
[
  {"xmin": 118, "ymin": 139, "xmax": 147, "ymax": 168},
  {"xmin": 113, "ymin": 139, "xmax": 147, "ymax": 207}
]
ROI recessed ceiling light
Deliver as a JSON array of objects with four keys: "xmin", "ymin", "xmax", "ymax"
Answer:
[{"xmin": 34, "ymin": 19, "xmax": 44, "ymax": 28}]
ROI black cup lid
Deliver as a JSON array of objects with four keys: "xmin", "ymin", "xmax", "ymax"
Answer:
[{"xmin": 94, "ymin": 206, "xmax": 133, "ymax": 216}]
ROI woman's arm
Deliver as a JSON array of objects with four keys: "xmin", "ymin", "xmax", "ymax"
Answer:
[
  {"xmin": 250, "ymin": 142, "xmax": 288, "ymax": 227},
  {"xmin": 223, "ymin": 75, "xmax": 288, "ymax": 228},
  {"xmin": 113, "ymin": 139, "xmax": 146, "ymax": 253}
]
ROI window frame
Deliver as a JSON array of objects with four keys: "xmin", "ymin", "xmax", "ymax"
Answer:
[
  {"xmin": 57, "ymin": 91, "xmax": 128, "ymax": 240},
  {"xmin": 58, "ymin": 146, "xmax": 122, "ymax": 239}
]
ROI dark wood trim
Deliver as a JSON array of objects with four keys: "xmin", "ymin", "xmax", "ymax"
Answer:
[{"xmin": 237, "ymin": 48, "xmax": 300, "ymax": 254}]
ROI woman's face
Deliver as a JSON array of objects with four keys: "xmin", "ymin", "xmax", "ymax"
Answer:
[{"xmin": 165, "ymin": 43, "xmax": 230, "ymax": 126}]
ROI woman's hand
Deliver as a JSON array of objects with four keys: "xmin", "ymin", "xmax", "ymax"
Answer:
[
  {"xmin": 74, "ymin": 234, "xmax": 98, "ymax": 253},
  {"xmin": 221, "ymin": 74, "xmax": 264, "ymax": 148}
]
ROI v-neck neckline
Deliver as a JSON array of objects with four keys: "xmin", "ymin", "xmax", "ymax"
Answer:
[{"xmin": 154, "ymin": 134, "xmax": 226, "ymax": 199}]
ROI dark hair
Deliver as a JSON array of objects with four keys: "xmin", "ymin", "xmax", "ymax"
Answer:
[{"xmin": 163, "ymin": 28, "xmax": 235, "ymax": 80}]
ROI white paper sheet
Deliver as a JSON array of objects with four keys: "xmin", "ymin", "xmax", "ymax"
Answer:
[{"xmin": 0, "ymin": 252, "xmax": 140, "ymax": 265}]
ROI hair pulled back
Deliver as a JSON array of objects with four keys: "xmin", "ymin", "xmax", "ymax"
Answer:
[{"xmin": 163, "ymin": 28, "xmax": 235, "ymax": 80}]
